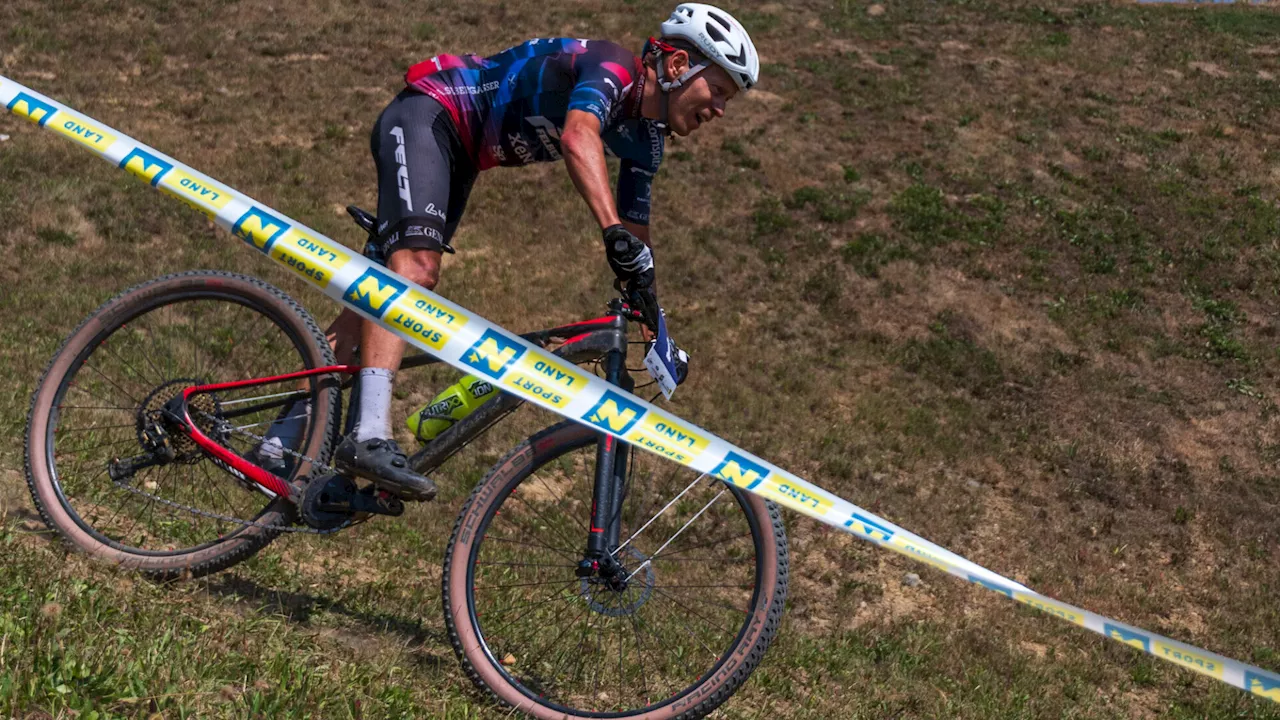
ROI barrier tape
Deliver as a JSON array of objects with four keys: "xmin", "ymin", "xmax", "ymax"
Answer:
[{"xmin": 3, "ymin": 75, "xmax": 1277, "ymax": 705}]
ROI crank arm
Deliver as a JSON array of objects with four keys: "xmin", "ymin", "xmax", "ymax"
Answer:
[{"xmin": 317, "ymin": 485, "xmax": 405, "ymax": 517}]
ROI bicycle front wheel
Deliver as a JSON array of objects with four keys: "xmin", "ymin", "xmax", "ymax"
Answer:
[{"xmin": 443, "ymin": 421, "xmax": 789, "ymax": 719}]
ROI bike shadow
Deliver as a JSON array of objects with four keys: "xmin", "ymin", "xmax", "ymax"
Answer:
[{"xmin": 202, "ymin": 574, "xmax": 452, "ymax": 667}]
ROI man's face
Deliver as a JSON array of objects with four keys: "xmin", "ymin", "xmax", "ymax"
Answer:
[{"xmin": 665, "ymin": 59, "xmax": 739, "ymax": 137}]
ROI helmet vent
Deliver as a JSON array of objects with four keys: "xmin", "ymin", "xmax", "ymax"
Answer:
[
  {"xmin": 706, "ymin": 23, "xmax": 727, "ymax": 43},
  {"xmin": 707, "ymin": 10, "xmax": 732, "ymax": 30}
]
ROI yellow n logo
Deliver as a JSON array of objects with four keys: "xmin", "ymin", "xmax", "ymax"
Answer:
[
  {"xmin": 1104, "ymin": 624, "xmax": 1149, "ymax": 653},
  {"xmin": 119, "ymin": 149, "xmax": 174, "ymax": 186},
  {"xmin": 589, "ymin": 400, "xmax": 639, "ymax": 432},
  {"xmin": 461, "ymin": 330, "xmax": 526, "ymax": 379},
  {"xmin": 344, "ymin": 269, "xmax": 407, "ymax": 319},
  {"xmin": 233, "ymin": 208, "xmax": 290, "ymax": 252},
  {"xmin": 712, "ymin": 452, "xmax": 769, "ymax": 490},
  {"xmin": 469, "ymin": 338, "xmax": 520, "ymax": 373},
  {"xmin": 582, "ymin": 390, "xmax": 644, "ymax": 435},
  {"xmin": 7, "ymin": 92, "xmax": 57, "ymax": 126},
  {"xmin": 1247, "ymin": 672, "xmax": 1280, "ymax": 703}
]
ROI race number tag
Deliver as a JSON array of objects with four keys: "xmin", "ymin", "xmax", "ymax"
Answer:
[{"xmin": 644, "ymin": 310, "xmax": 679, "ymax": 399}]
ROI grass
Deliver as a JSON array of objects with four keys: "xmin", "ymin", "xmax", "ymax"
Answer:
[{"xmin": 3, "ymin": 0, "xmax": 1280, "ymax": 717}]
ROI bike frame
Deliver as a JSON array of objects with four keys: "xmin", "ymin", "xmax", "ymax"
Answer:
[{"xmin": 174, "ymin": 301, "xmax": 639, "ymax": 559}]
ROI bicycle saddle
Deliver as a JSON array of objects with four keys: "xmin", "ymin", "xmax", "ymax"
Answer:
[{"xmin": 346, "ymin": 205, "xmax": 377, "ymax": 237}]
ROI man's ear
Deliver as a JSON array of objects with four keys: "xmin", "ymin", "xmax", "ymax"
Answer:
[{"xmin": 665, "ymin": 49, "xmax": 691, "ymax": 78}]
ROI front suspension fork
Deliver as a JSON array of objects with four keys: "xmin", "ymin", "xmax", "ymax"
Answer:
[{"xmin": 579, "ymin": 348, "xmax": 634, "ymax": 578}]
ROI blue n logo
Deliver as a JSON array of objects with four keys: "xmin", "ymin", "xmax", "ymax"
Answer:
[
  {"xmin": 969, "ymin": 575, "xmax": 1014, "ymax": 598},
  {"xmin": 7, "ymin": 92, "xmax": 57, "ymax": 126},
  {"xmin": 344, "ymin": 268, "xmax": 407, "ymax": 319},
  {"xmin": 233, "ymin": 207, "xmax": 290, "ymax": 253},
  {"xmin": 1246, "ymin": 671, "xmax": 1280, "ymax": 703},
  {"xmin": 845, "ymin": 512, "xmax": 895, "ymax": 543},
  {"xmin": 581, "ymin": 390, "xmax": 645, "ymax": 435},
  {"xmin": 1105, "ymin": 624, "xmax": 1151, "ymax": 653},
  {"xmin": 119, "ymin": 148, "xmax": 174, "ymax": 187},
  {"xmin": 461, "ymin": 329, "xmax": 526, "ymax": 380},
  {"xmin": 712, "ymin": 452, "xmax": 769, "ymax": 490}
]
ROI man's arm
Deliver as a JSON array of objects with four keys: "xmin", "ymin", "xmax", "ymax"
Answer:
[{"xmin": 561, "ymin": 109, "xmax": 620, "ymax": 230}]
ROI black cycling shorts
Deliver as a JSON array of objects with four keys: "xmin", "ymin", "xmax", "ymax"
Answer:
[{"xmin": 366, "ymin": 90, "xmax": 477, "ymax": 262}]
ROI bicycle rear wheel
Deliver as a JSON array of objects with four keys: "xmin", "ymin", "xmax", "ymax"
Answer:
[
  {"xmin": 443, "ymin": 421, "xmax": 789, "ymax": 719},
  {"xmin": 25, "ymin": 271, "xmax": 339, "ymax": 579}
]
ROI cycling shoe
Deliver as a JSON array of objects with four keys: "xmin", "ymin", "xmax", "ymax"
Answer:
[{"xmin": 334, "ymin": 434, "xmax": 437, "ymax": 501}]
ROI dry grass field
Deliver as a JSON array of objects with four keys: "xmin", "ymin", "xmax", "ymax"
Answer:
[{"xmin": 3, "ymin": 0, "xmax": 1280, "ymax": 717}]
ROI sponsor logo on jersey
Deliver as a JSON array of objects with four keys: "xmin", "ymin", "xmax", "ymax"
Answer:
[
  {"xmin": 51, "ymin": 116, "xmax": 115, "ymax": 151},
  {"xmin": 119, "ymin": 148, "xmax": 174, "ymax": 186},
  {"xmin": 233, "ymin": 207, "xmax": 290, "ymax": 252},
  {"xmin": 344, "ymin": 267, "xmax": 407, "ymax": 319},
  {"xmin": 525, "ymin": 116, "xmax": 562, "ymax": 160},
  {"xmin": 646, "ymin": 121, "xmax": 663, "ymax": 169},
  {"xmin": 508, "ymin": 133, "xmax": 534, "ymax": 164},
  {"xmin": 7, "ymin": 92, "xmax": 57, "ymax": 126},
  {"xmin": 461, "ymin": 329, "xmax": 526, "ymax": 380},
  {"xmin": 712, "ymin": 452, "xmax": 769, "ymax": 490},
  {"xmin": 1104, "ymin": 624, "xmax": 1150, "ymax": 653},
  {"xmin": 582, "ymin": 390, "xmax": 645, "ymax": 435},
  {"xmin": 435, "ymin": 80, "xmax": 500, "ymax": 95}
]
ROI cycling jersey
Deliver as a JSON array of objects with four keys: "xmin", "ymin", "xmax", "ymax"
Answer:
[{"xmin": 404, "ymin": 38, "xmax": 664, "ymax": 226}]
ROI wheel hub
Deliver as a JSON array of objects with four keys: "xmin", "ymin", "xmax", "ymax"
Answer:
[{"xmin": 580, "ymin": 547, "xmax": 656, "ymax": 617}]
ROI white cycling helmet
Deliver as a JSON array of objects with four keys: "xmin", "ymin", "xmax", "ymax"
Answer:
[{"xmin": 658, "ymin": 3, "xmax": 759, "ymax": 92}]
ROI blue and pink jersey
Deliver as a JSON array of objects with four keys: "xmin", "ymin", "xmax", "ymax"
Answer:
[{"xmin": 405, "ymin": 38, "xmax": 663, "ymax": 225}]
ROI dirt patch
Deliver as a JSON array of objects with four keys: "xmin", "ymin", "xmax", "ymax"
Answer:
[
  {"xmin": 1187, "ymin": 62, "xmax": 1229, "ymax": 78},
  {"xmin": 862, "ymin": 264, "xmax": 1075, "ymax": 358}
]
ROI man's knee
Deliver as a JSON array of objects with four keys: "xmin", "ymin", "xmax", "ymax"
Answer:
[{"xmin": 388, "ymin": 248, "xmax": 442, "ymax": 289}]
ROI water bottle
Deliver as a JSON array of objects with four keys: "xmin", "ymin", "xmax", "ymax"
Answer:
[{"xmin": 406, "ymin": 374, "xmax": 499, "ymax": 442}]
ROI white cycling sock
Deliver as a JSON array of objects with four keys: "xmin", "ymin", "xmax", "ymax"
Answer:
[{"xmin": 354, "ymin": 367, "xmax": 396, "ymax": 442}]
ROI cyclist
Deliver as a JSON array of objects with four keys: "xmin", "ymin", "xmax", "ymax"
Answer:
[{"xmin": 256, "ymin": 3, "xmax": 760, "ymax": 496}]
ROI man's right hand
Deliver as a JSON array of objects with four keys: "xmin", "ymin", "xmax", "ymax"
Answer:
[{"xmin": 603, "ymin": 225, "xmax": 661, "ymax": 330}]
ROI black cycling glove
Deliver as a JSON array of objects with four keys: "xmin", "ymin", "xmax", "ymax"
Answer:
[{"xmin": 603, "ymin": 224, "xmax": 661, "ymax": 330}]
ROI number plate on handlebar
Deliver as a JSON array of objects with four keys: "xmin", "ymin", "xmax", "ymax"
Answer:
[{"xmin": 643, "ymin": 310, "xmax": 678, "ymax": 400}]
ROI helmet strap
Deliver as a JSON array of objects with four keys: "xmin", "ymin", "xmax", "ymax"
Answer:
[{"xmin": 645, "ymin": 37, "xmax": 708, "ymax": 135}]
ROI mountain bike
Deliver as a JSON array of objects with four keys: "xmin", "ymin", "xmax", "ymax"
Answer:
[{"xmin": 23, "ymin": 209, "xmax": 790, "ymax": 719}]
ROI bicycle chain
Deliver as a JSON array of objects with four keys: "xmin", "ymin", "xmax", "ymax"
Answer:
[{"xmin": 109, "ymin": 406, "xmax": 358, "ymax": 535}]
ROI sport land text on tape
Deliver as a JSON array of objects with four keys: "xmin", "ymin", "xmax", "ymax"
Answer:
[{"xmin": 3, "ymin": 75, "xmax": 1277, "ymax": 705}]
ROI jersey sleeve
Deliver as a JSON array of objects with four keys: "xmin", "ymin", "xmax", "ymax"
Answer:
[
  {"xmin": 566, "ymin": 41, "xmax": 639, "ymax": 128},
  {"xmin": 605, "ymin": 120, "xmax": 664, "ymax": 226}
]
